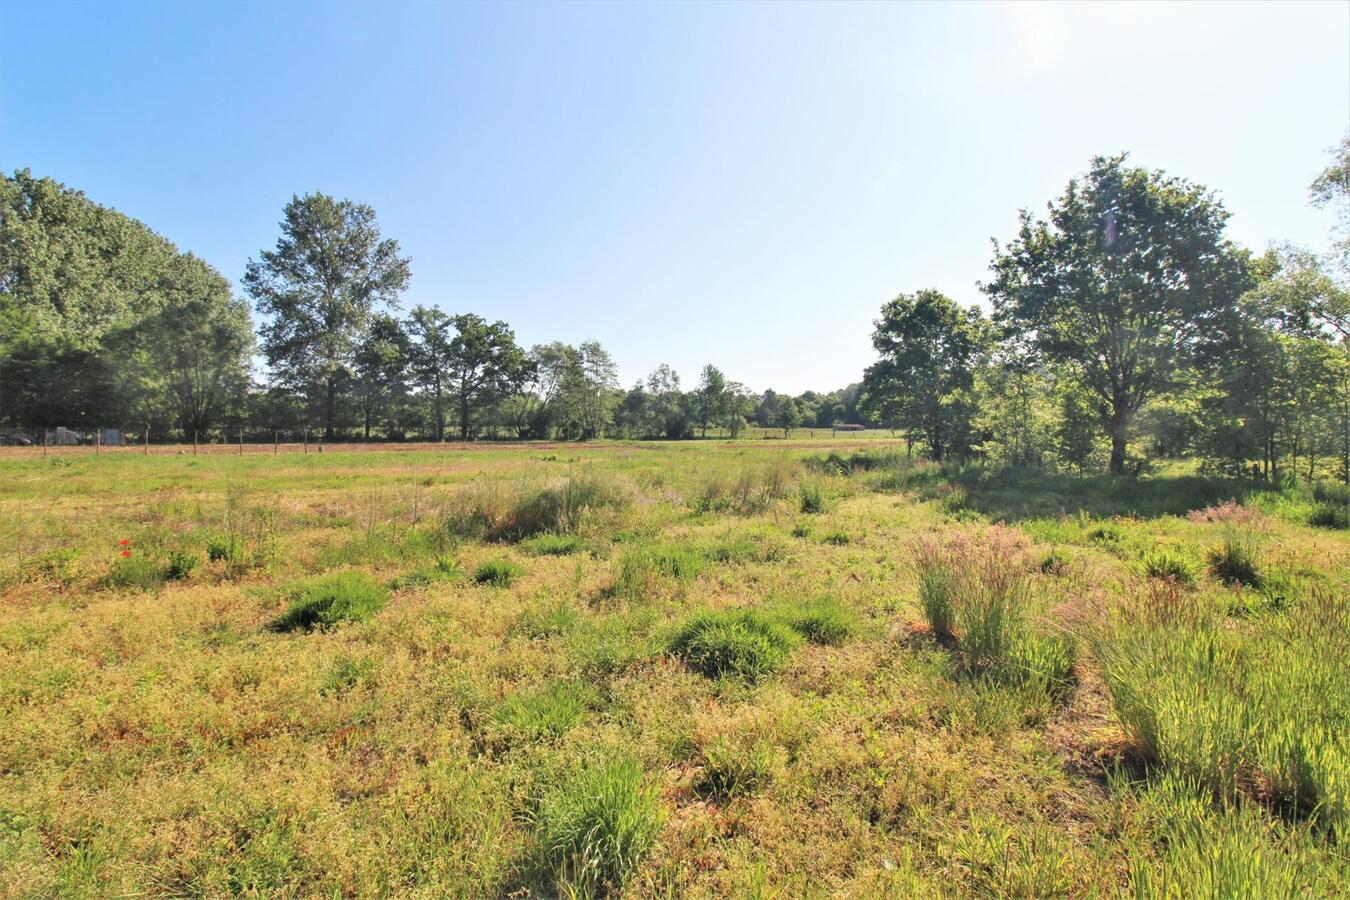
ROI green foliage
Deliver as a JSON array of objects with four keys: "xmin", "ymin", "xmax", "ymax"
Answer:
[
  {"xmin": 164, "ymin": 548, "xmax": 199, "ymax": 581},
  {"xmin": 492, "ymin": 681, "xmax": 598, "ymax": 742},
  {"xmin": 1206, "ymin": 536, "xmax": 1262, "ymax": 587},
  {"xmin": 105, "ymin": 552, "xmax": 165, "ymax": 591},
  {"xmin": 1308, "ymin": 503, "xmax": 1348, "ymax": 530},
  {"xmin": 273, "ymin": 571, "xmax": 389, "ymax": 632},
  {"xmin": 669, "ymin": 608, "xmax": 800, "ymax": 682},
  {"xmin": 613, "ymin": 543, "xmax": 703, "ymax": 600},
  {"xmin": 473, "ymin": 558, "xmax": 523, "ymax": 587},
  {"xmin": 689, "ymin": 457, "xmax": 796, "ymax": 515},
  {"xmin": 534, "ymin": 755, "xmax": 664, "ymax": 898},
  {"xmin": 821, "ymin": 531, "xmax": 851, "ymax": 546}
]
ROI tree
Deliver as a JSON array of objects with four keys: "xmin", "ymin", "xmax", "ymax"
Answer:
[
  {"xmin": 985, "ymin": 155, "xmax": 1251, "ymax": 474},
  {"xmin": 646, "ymin": 364, "xmax": 688, "ymax": 438},
  {"xmin": 406, "ymin": 306, "xmax": 454, "ymax": 440},
  {"xmin": 445, "ymin": 313, "xmax": 528, "ymax": 440},
  {"xmin": 244, "ymin": 193, "xmax": 410, "ymax": 440},
  {"xmin": 859, "ymin": 289, "xmax": 989, "ymax": 460},
  {"xmin": 724, "ymin": 382, "xmax": 753, "ymax": 437},
  {"xmin": 1311, "ymin": 135, "xmax": 1350, "ymax": 280},
  {"xmin": 354, "ymin": 313, "xmax": 411, "ymax": 440},
  {"xmin": 779, "ymin": 396, "xmax": 801, "ymax": 437},
  {"xmin": 694, "ymin": 364, "xmax": 728, "ymax": 437}
]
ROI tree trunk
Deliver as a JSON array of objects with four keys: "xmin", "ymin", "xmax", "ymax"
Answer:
[
  {"xmin": 1108, "ymin": 405, "xmax": 1130, "ymax": 476},
  {"xmin": 460, "ymin": 392, "xmax": 471, "ymax": 441},
  {"xmin": 324, "ymin": 376, "xmax": 337, "ymax": 441}
]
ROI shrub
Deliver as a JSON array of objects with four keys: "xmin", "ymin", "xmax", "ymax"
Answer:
[
  {"xmin": 447, "ymin": 469, "xmax": 629, "ymax": 542},
  {"xmin": 696, "ymin": 737, "xmax": 778, "ymax": 799},
  {"xmin": 778, "ymin": 597, "xmax": 858, "ymax": 645},
  {"xmin": 669, "ymin": 608, "xmax": 800, "ymax": 682},
  {"xmin": 206, "ymin": 536, "xmax": 232, "ymax": 563},
  {"xmin": 521, "ymin": 533, "xmax": 585, "ymax": 556},
  {"xmin": 798, "ymin": 479, "xmax": 827, "ymax": 514},
  {"xmin": 535, "ymin": 755, "xmax": 664, "ymax": 897},
  {"xmin": 493, "ymin": 681, "xmax": 598, "ymax": 742},
  {"xmin": 938, "ymin": 485, "xmax": 969, "ymax": 515},
  {"xmin": 164, "ymin": 548, "xmax": 199, "ymax": 581},
  {"xmin": 1308, "ymin": 503, "xmax": 1347, "ymax": 530},
  {"xmin": 474, "ymin": 558, "xmax": 523, "ymax": 587},
  {"xmin": 273, "ymin": 571, "xmax": 388, "ymax": 632},
  {"xmin": 1141, "ymin": 549, "xmax": 1198, "ymax": 586}
]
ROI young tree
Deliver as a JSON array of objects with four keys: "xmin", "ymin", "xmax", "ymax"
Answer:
[
  {"xmin": 244, "ymin": 193, "xmax": 411, "ymax": 440},
  {"xmin": 779, "ymin": 396, "xmax": 801, "ymax": 437},
  {"xmin": 859, "ymin": 289, "xmax": 990, "ymax": 460},
  {"xmin": 694, "ymin": 364, "xmax": 728, "ymax": 437},
  {"xmin": 985, "ymin": 155, "xmax": 1250, "ymax": 474},
  {"xmin": 646, "ymin": 364, "xmax": 688, "ymax": 438}
]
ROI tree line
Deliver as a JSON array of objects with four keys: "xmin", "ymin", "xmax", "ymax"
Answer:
[
  {"xmin": 0, "ymin": 177, "xmax": 864, "ymax": 443},
  {"xmin": 861, "ymin": 147, "xmax": 1349, "ymax": 480}
]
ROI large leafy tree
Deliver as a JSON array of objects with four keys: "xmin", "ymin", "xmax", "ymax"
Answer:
[
  {"xmin": 985, "ymin": 155, "xmax": 1250, "ymax": 474},
  {"xmin": 406, "ymin": 305, "xmax": 454, "ymax": 440},
  {"xmin": 860, "ymin": 289, "xmax": 989, "ymax": 460},
  {"xmin": 444, "ymin": 313, "xmax": 528, "ymax": 440},
  {"xmin": 694, "ymin": 364, "xmax": 728, "ymax": 437},
  {"xmin": 354, "ymin": 312, "xmax": 411, "ymax": 440},
  {"xmin": 244, "ymin": 193, "xmax": 410, "ymax": 440}
]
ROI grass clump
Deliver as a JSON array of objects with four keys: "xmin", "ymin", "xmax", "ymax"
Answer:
[
  {"xmin": 390, "ymin": 556, "xmax": 462, "ymax": 590},
  {"xmin": 1141, "ymin": 548, "xmax": 1198, "ymax": 586},
  {"xmin": 164, "ymin": 548, "xmax": 198, "ymax": 581},
  {"xmin": 273, "ymin": 571, "xmax": 389, "ymax": 632},
  {"xmin": 689, "ymin": 457, "xmax": 796, "ymax": 515},
  {"xmin": 520, "ymin": 532, "xmax": 585, "ymax": 556},
  {"xmin": 493, "ymin": 681, "xmax": 599, "ymax": 742},
  {"xmin": 474, "ymin": 558, "xmax": 523, "ymax": 587},
  {"xmin": 448, "ymin": 469, "xmax": 629, "ymax": 542},
  {"xmin": 613, "ymin": 543, "xmax": 703, "ymax": 600},
  {"xmin": 798, "ymin": 479, "xmax": 828, "ymax": 514},
  {"xmin": 1308, "ymin": 503, "xmax": 1347, "ymax": 530},
  {"xmin": 105, "ymin": 552, "xmax": 165, "ymax": 591},
  {"xmin": 777, "ymin": 596, "xmax": 858, "ymax": 645},
  {"xmin": 821, "ymin": 531, "xmax": 851, "ymax": 546},
  {"xmin": 669, "ymin": 608, "xmax": 800, "ymax": 682},
  {"xmin": 1191, "ymin": 500, "xmax": 1267, "ymax": 587},
  {"xmin": 696, "ymin": 737, "xmax": 779, "ymax": 799},
  {"xmin": 534, "ymin": 755, "xmax": 664, "ymax": 898}
]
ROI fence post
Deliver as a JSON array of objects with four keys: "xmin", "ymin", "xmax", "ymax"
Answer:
[
  {"xmin": 239, "ymin": 431, "xmax": 244, "ymax": 456},
  {"xmin": 193, "ymin": 430, "xmax": 198, "ymax": 456},
  {"xmin": 274, "ymin": 430, "xmax": 279, "ymax": 455},
  {"xmin": 304, "ymin": 429, "xmax": 308, "ymax": 454},
  {"xmin": 43, "ymin": 428, "xmax": 47, "ymax": 458},
  {"xmin": 144, "ymin": 424, "xmax": 149, "ymax": 455},
  {"xmin": 96, "ymin": 427, "xmax": 101, "ymax": 455}
]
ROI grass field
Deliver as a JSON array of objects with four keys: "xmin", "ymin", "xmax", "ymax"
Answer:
[{"xmin": 1, "ymin": 440, "xmax": 1347, "ymax": 897}]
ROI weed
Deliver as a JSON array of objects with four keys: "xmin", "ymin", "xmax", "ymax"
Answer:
[
  {"xmin": 1206, "ymin": 536, "xmax": 1262, "ymax": 587},
  {"xmin": 778, "ymin": 596, "xmax": 858, "ymax": 645},
  {"xmin": 520, "ymin": 532, "xmax": 585, "ymax": 556},
  {"xmin": 822, "ymin": 531, "xmax": 851, "ymax": 546},
  {"xmin": 390, "ymin": 556, "xmax": 462, "ymax": 590},
  {"xmin": 798, "ymin": 479, "xmax": 827, "ymax": 514},
  {"xmin": 697, "ymin": 737, "xmax": 779, "ymax": 799},
  {"xmin": 1308, "ymin": 503, "xmax": 1347, "ymax": 530},
  {"xmin": 165, "ymin": 548, "xmax": 198, "ymax": 581},
  {"xmin": 613, "ymin": 543, "xmax": 703, "ymax": 600},
  {"xmin": 1141, "ymin": 549, "xmax": 1198, "ymax": 586},
  {"xmin": 448, "ymin": 469, "xmax": 629, "ymax": 542},
  {"xmin": 493, "ymin": 681, "xmax": 598, "ymax": 742}
]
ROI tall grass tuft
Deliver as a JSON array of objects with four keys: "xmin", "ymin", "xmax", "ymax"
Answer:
[
  {"xmin": 447, "ymin": 469, "xmax": 629, "ymax": 542},
  {"xmin": 613, "ymin": 543, "xmax": 703, "ymax": 601},
  {"xmin": 535, "ymin": 755, "xmax": 664, "ymax": 898},
  {"xmin": 777, "ymin": 596, "xmax": 859, "ymax": 645},
  {"xmin": 1141, "ymin": 548, "xmax": 1198, "ymax": 586},
  {"xmin": 492, "ymin": 681, "xmax": 598, "ymax": 743},
  {"xmin": 1189, "ymin": 500, "xmax": 1267, "ymax": 587},
  {"xmin": 689, "ymin": 457, "xmax": 796, "ymax": 515},
  {"xmin": 273, "ymin": 571, "xmax": 389, "ymax": 632},
  {"xmin": 1096, "ymin": 582, "xmax": 1350, "ymax": 839},
  {"xmin": 669, "ymin": 608, "xmax": 800, "ymax": 682},
  {"xmin": 474, "ymin": 558, "xmax": 523, "ymax": 587}
]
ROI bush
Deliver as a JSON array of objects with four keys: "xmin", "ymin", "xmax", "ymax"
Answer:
[
  {"xmin": 106, "ymin": 552, "xmax": 165, "ymax": 591},
  {"xmin": 273, "ymin": 571, "xmax": 388, "ymax": 632},
  {"xmin": 696, "ymin": 737, "xmax": 778, "ymax": 799},
  {"xmin": 535, "ymin": 755, "xmax": 664, "ymax": 897},
  {"xmin": 798, "ymin": 479, "xmax": 827, "ymax": 514},
  {"xmin": 669, "ymin": 608, "xmax": 800, "ymax": 682},
  {"xmin": 1308, "ymin": 503, "xmax": 1347, "ymax": 530},
  {"xmin": 493, "ymin": 681, "xmax": 598, "ymax": 742},
  {"xmin": 164, "ymin": 548, "xmax": 198, "ymax": 581},
  {"xmin": 778, "ymin": 597, "xmax": 858, "ymax": 645},
  {"xmin": 1141, "ymin": 549, "xmax": 1198, "ymax": 586},
  {"xmin": 447, "ymin": 469, "xmax": 629, "ymax": 542},
  {"xmin": 520, "ymin": 533, "xmax": 585, "ymax": 556},
  {"xmin": 474, "ymin": 558, "xmax": 523, "ymax": 587}
]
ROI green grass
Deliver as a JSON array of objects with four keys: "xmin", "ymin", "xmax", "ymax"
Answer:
[
  {"xmin": 272, "ymin": 570, "xmax": 389, "ymax": 631},
  {"xmin": 492, "ymin": 680, "xmax": 599, "ymax": 742},
  {"xmin": 1141, "ymin": 548, "xmax": 1199, "ymax": 585},
  {"xmin": 777, "ymin": 596, "xmax": 859, "ymax": 645},
  {"xmin": 534, "ymin": 755, "xmax": 664, "ymax": 898},
  {"xmin": 669, "ymin": 607, "xmax": 801, "ymax": 682},
  {"xmin": 473, "ymin": 557, "xmax": 524, "ymax": 587}
]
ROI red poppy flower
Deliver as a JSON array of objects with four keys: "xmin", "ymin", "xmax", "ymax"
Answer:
[
  {"xmin": 120, "ymin": 550, "xmax": 132, "ymax": 558},
  {"xmin": 118, "ymin": 539, "xmax": 130, "ymax": 547}
]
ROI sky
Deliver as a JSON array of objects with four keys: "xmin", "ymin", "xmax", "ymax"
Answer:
[{"xmin": 2, "ymin": 1, "xmax": 1347, "ymax": 394}]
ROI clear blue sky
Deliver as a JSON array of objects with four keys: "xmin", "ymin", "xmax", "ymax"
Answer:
[{"xmin": 2, "ymin": 1, "xmax": 1347, "ymax": 394}]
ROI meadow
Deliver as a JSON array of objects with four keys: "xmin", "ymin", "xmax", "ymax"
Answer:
[{"xmin": 0, "ymin": 439, "xmax": 1347, "ymax": 897}]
